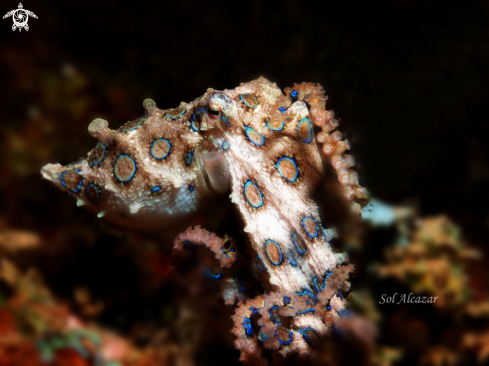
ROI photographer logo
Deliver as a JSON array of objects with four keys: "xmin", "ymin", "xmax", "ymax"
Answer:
[{"xmin": 3, "ymin": 3, "xmax": 37, "ymax": 32}]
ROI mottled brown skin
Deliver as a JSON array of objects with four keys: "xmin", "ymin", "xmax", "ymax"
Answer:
[{"xmin": 41, "ymin": 78, "xmax": 368, "ymax": 364}]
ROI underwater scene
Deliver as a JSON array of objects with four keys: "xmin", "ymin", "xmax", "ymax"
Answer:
[{"xmin": 1, "ymin": 1, "xmax": 488, "ymax": 365}]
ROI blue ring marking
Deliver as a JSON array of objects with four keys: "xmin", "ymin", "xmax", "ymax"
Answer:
[
  {"xmin": 327, "ymin": 305, "xmax": 332, "ymax": 310},
  {"xmin": 183, "ymin": 241, "xmax": 193, "ymax": 249},
  {"xmin": 221, "ymin": 246, "xmax": 235, "ymax": 258},
  {"xmin": 151, "ymin": 186, "xmax": 161, "ymax": 193},
  {"xmin": 222, "ymin": 141, "xmax": 229, "ymax": 150},
  {"xmin": 245, "ymin": 126, "xmax": 265, "ymax": 146},
  {"xmin": 206, "ymin": 270, "xmax": 222, "ymax": 279},
  {"xmin": 269, "ymin": 305, "xmax": 280, "ymax": 324},
  {"xmin": 287, "ymin": 250, "xmax": 297, "ymax": 266},
  {"xmin": 150, "ymin": 138, "xmax": 171, "ymax": 160},
  {"xmin": 279, "ymin": 107, "xmax": 286, "ymax": 113},
  {"xmin": 114, "ymin": 155, "xmax": 136, "ymax": 183},
  {"xmin": 296, "ymin": 309, "xmax": 316, "ymax": 315},
  {"xmin": 190, "ymin": 114, "xmax": 200, "ymax": 132},
  {"xmin": 121, "ymin": 117, "xmax": 145, "ymax": 132},
  {"xmin": 189, "ymin": 186, "xmax": 194, "ymax": 191},
  {"xmin": 297, "ymin": 327, "xmax": 319, "ymax": 345},
  {"xmin": 243, "ymin": 318, "xmax": 253, "ymax": 337},
  {"xmin": 89, "ymin": 143, "xmax": 106, "ymax": 167},
  {"xmin": 220, "ymin": 115, "xmax": 231, "ymax": 127},
  {"xmin": 185, "ymin": 151, "xmax": 194, "ymax": 166},
  {"xmin": 283, "ymin": 297, "xmax": 291, "ymax": 307},
  {"xmin": 302, "ymin": 217, "xmax": 319, "ymax": 238},
  {"xmin": 313, "ymin": 277, "xmax": 321, "ymax": 293},
  {"xmin": 337, "ymin": 310, "xmax": 350, "ymax": 317},
  {"xmin": 295, "ymin": 290, "xmax": 317, "ymax": 305},
  {"xmin": 250, "ymin": 307, "xmax": 259, "ymax": 316},
  {"xmin": 276, "ymin": 157, "xmax": 299, "ymax": 183},
  {"xmin": 244, "ymin": 180, "xmax": 264, "ymax": 208},
  {"xmin": 85, "ymin": 183, "xmax": 100, "ymax": 204},
  {"xmin": 291, "ymin": 90, "xmax": 297, "ymax": 98},
  {"xmin": 277, "ymin": 329, "xmax": 293, "ymax": 345},
  {"xmin": 264, "ymin": 240, "xmax": 283, "ymax": 266},
  {"xmin": 255, "ymin": 256, "xmax": 266, "ymax": 271},
  {"xmin": 297, "ymin": 117, "xmax": 312, "ymax": 143},
  {"xmin": 165, "ymin": 107, "xmax": 186, "ymax": 120},
  {"xmin": 321, "ymin": 272, "xmax": 333, "ymax": 290},
  {"xmin": 239, "ymin": 278, "xmax": 246, "ymax": 293},
  {"xmin": 239, "ymin": 93, "xmax": 259, "ymax": 108},
  {"xmin": 59, "ymin": 169, "xmax": 82, "ymax": 193},
  {"xmin": 266, "ymin": 119, "xmax": 284, "ymax": 131},
  {"xmin": 292, "ymin": 233, "xmax": 306, "ymax": 255}
]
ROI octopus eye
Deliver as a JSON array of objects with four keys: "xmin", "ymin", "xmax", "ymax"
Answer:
[{"xmin": 207, "ymin": 107, "xmax": 220, "ymax": 119}]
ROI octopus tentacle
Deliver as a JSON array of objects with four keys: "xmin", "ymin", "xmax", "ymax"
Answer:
[
  {"xmin": 285, "ymin": 82, "xmax": 370, "ymax": 214},
  {"xmin": 232, "ymin": 298, "xmax": 268, "ymax": 366},
  {"xmin": 172, "ymin": 225, "xmax": 238, "ymax": 268}
]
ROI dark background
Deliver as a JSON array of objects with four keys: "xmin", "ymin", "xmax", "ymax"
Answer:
[{"xmin": 0, "ymin": 0, "xmax": 488, "ymax": 365}]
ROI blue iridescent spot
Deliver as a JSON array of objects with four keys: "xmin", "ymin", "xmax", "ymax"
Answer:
[
  {"xmin": 321, "ymin": 272, "xmax": 333, "ymax": 290},
  {"xmin": 296, "ymin": 309, "xmax": 316, "ymax": 315},
  {"xmin": 221, "ymin": 114, "xmax": 231, "ymax": 127},
  {"xmin": 337, "ymin": 310, "xmax": 350, "ymax": 317},
  {"xmin": 222, "ymin": 141, "xmax": 229, "ymax": 150},
  {"xmin": 151, "ymin": 186, "xmax": 161, "ymax": 192},
  {"xmin": 266, "ymin": 120, "xmax": 284, "ymax": 131},
  {"xmin": 121, "ymin": 117, "xmax": 145, "ymax": 132},
  {"xmin": 291, "ymin": 90, "xmax": 297, "ymax": 98},
  {"xmin": 239, "ymin": 278, "xmax": 246, "ymax": 293},
  {"xmin": 256, "ymin": 256, "xmax": 266, "ymax": 271},
  {"xmin": 185, "ymin": 152, "xmax": 194, "ymax": 166},
  {"xmin": 296, "ymin": 290, "xmax": 317, "ymax": 305},
  {"xmin": 150, "ymin": 138, "xmax": 171, "ymax": 160},
  {"xmin": 189, "ymin": 186, "xmax": 194, "ymax": 191},
  {"xmin": 239, "ymin": 93, "xmax": 259, "ymax": 108},
  {"xmin": 302, "ymin": 217, "xmax": 319, "ymax": 238},
  {"xmin": 276, "ymin": 157, "xmax": 299, "ymax": 183},
  {"xmin": 265, "ymin": 240, "xmax": 283, "ymax": 266},
  {"xmin": 245, "ymin": 126, "xmax": 265, "ymax": 146},
  {"xmin": 85, "ymin": 183, "xmax": 100, "ymax": 205},
  {"xmin": 244, "ymin": 180, "xmax": 264, "ymax": 208},
  {"xmin": 292, "ymin": 233, "xmax": 306, "ymax": 255},
  {"xmin": 114, "ymin": 155, "xmax": 137, "ymax": 183},
  {"xmin": 206, "ymin": 270, "xmax": 222, "ymax": 279},
  {"xmin": 165, "ymin": 107, "xmax": 186, "ymax": 120},
  {"xmin": 269, "ymin": 305, "xmax": 280, "ymax": 324},
  {"xmin": 313, "ymin": 277, "xmax": 320, "ymax": 293},
  {"xmin": 287, "ymin": 250, "xmax": 297, "ymax": 266},
  {"xmin": 297, "ymin": 117, "xmax": 312, "ymax": 143},
  {"xmin": 243, "ymin": 318, "xmax": 253, "ymax": 337},
  {"xmin": 283, "ymin": 297, "xmax": 291, "ymax": 307},
  {"xmin": 190, "ymin": 114, "xmax": 200, "ymax": 132},
  {"xmin": 279, "ymin": 107, "xmax": 286, "ymax": 113},
  {"xmin": 59, "ymin": 169, "xmax": 82, "ymax": 193},
  {"xmin": 88, "ymin": 143, "xmax": 106, "ymax": 167},
  {"xmin": 277, "ymin": 329, "xmax": 293, "ymax": 345},
  {"xmin": 250, "ymin": 307, "xmax": 259, "ymax": 315},
  {"xmin": 327, "ymin": 305, "xmax": 332, "ymax": 310},
  {"xmin": 297, "ymin": 327, "xmax": 319, "ymax": 345},
  {"xmin": 183, "ymin": 241, "xmax": 193, "ymax": 249}
]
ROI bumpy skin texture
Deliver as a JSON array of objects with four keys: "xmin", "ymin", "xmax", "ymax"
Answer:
[{"xmin": 41, "ymin": 78, "xmax": 368, "ymax": 364}]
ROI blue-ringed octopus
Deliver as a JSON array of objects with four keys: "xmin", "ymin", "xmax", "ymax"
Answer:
[{"xmin": 41, "ymin": 77, "xmax": 369, "ymax": 364}]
